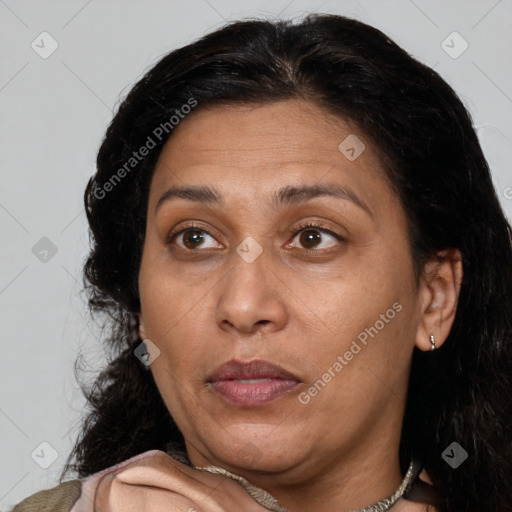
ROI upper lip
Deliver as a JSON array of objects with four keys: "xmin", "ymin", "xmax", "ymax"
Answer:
[{"xmin": 207, "ymin": 359, "xmax": 301, "ymax": 382}]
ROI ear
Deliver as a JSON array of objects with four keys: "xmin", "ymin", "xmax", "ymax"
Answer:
[
  {"xmin": 138, "ymin": 315, "xmax": 146, "ymax": 340},
  {"xmin": 415, "ymin": 248, "xmax": 463, "ymax": 351}
]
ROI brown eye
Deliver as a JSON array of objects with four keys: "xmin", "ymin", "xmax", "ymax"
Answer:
[
  {"xmin": 299, "ymin": 229, "xmax": 322, "ymax": 249},
  {"xmin": 182, "ymin": 229, "xmax": 206, "ymax": 249},
  {"xmin": 169, "ymin": 227, "xmax": 222, "ymax": 251},
  {"xmin": 290, "ymin": 225, "xmax": 342, "ymax": 251}
]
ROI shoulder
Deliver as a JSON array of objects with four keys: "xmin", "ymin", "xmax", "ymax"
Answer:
[{"xmin": 11, "ymin": 480, "xmax": 82, "ymax": 512}]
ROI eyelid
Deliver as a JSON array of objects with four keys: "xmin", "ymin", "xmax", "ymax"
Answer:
[
  {"xmin": 166, "ymin": 220, "xmax": 345, "ymax": 252},
  {"xmin": 288, "ymin": 220, "xmax": 345, "ymax": 240},
  {"xmin": 166, "ymin": 221, "xmax": 222, "ymax": 244},
  {"xmin": 285, "ymin": 221, "xmax": 346, "ymax": 251}
]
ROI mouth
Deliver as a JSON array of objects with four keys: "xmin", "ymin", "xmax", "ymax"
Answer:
[{"xmin": 207, "ymin": 359, "xmax": 302, "ymax": 407}]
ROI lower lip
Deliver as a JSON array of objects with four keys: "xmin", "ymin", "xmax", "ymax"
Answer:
[{"xmin": 210, "ymin": 379, "xmax": 300, "ymax": 406}]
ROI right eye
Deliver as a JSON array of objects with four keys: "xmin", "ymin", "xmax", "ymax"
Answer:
[{"xmin": 168, "ymin": 226, "xmax": 223, "ymax": 251}]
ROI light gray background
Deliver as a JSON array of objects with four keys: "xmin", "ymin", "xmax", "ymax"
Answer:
[{"xmin": 1, "ymin": 0, "xmax": 511, "ymax": 507}]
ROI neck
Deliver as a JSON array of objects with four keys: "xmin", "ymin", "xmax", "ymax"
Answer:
[
  {"xmin": 243, "ymin": 394, "xmax": 408, "ymax": 511},
  {"xmin": 190, "ymin": 422, "xmax": 406, "ymax": 511},
  {"xmin": 255, "ymin": 442, "xmax": 404, "ymax": 511},
  {"xmin": 188, "ymin": 385, "xmax": 410, "ymax": 510}
]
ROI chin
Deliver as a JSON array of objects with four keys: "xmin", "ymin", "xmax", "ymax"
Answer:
[{"xmin": 205, "ymin": 429, "xmax": 305, "ymax": 474}]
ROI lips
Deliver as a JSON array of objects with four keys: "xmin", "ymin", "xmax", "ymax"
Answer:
[{"xmin": 207, "ymin": 359, "xmax": 301, "ymax": 407}]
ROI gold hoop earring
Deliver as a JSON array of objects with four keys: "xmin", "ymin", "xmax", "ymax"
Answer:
[{"xmin": 430, "ymin": 335, "xmax": 436, "ymax": 351}]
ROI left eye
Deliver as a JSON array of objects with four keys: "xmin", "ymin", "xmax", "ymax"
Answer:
[{"xmin": 289, "ymin": 226, "xmax": 342, "ymax": 250}]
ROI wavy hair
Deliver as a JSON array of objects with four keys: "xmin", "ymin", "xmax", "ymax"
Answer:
[{"xmin": 61, "ymin": 14, "xmax": 512, "ymax": 511}]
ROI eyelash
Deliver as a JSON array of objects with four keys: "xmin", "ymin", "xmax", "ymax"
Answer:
[
  {"xmin": 167, "ymin": 221, "xmax": 345, "ymax": 252},
  {"xmin": 287, "ymin": 221, "xmax": 345, "ymax": 250}
]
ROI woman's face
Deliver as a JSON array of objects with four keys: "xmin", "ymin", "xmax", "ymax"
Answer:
[{"xmin": 138, "ymin": 99, "xmax": 430, "ymax": 483}]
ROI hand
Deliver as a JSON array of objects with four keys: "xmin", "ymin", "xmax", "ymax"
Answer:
[{"xmin": 94, "ymin": 450, "xmax": 272, "ymax": 512}]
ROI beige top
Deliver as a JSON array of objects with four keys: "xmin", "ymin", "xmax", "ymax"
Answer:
[{"xmin": 11, "ymin": 480, "xmax": 81, "ymax": 512}]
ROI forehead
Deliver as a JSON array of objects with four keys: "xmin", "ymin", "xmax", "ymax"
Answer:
[
  {"xmin": 148, "ymin": 99, "xmax": 395, "ymax": 218},
  {"xmin": 155, "ymin": 99, "xmax": 369, "ymax": 167}
]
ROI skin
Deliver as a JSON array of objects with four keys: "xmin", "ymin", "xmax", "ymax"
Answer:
[
  {"xmin": 94, "ymin": 450, "xmax": 271, "ymax": 512},
  {"xmin": 136, "ymin": 99, "xmax": 463, "ymax": 511}
]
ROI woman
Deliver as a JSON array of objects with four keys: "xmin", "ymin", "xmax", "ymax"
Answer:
[{"xmin": 12, "ymin": 13, "xmax": 512, "ymax": 512}]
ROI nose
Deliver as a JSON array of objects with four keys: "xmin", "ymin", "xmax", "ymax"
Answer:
[{"xmin": 214, "ymin": 245, "xmax": 288, "ymax": 335}]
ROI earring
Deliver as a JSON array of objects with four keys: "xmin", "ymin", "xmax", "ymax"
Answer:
[{"xmin": 430, "ymin": 334, "xmax": 436, "ymax": 351}]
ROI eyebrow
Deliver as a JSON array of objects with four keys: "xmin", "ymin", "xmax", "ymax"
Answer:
[{"xmin": 155, "ymin": 183, "xmax": 373, "ymax": 218}]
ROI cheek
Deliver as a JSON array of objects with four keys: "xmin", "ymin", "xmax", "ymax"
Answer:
[
  {"xmin": 309, "ymin": 250, "xmax": 416, "ymax": 372},
  {"xmin": 139, "ymin": 266, "xmax": 216, "ymax": 388},
  {"xmin": 140, "ymin": 284, "xmax": 207, "ymax": 367},
  {"xmin": 317, "ymin": 252, "xmax": 404, "ymax": 326},
  {"xmin": 139, "ymin": 253, "xmax": 208, "ymax": 339}
]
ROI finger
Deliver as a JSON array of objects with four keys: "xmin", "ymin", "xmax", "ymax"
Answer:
[
  {"xmin": 97, "ymin": 479, "xmax": 204, "ymax": 512},
  {"xmin": 115, "ymin": 464, "xmax": 264, "ymax": 512},
  {"xmin": 96, "ymin": 451, "xmax": 271, "ymax": 512}
]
